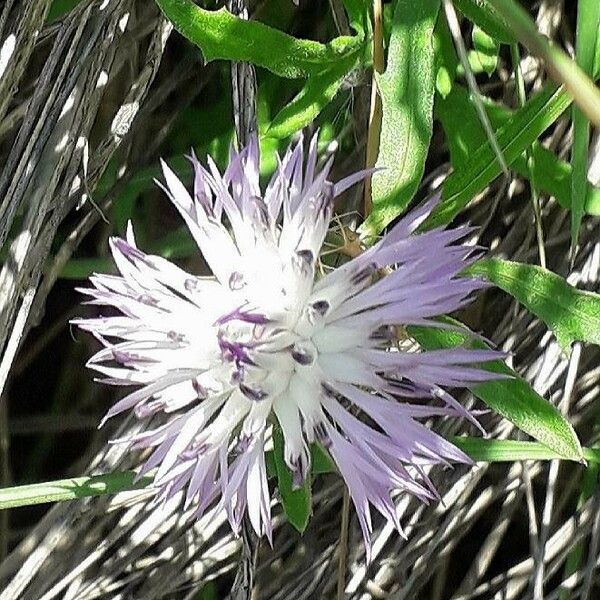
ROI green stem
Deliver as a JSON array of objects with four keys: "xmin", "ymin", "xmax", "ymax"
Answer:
[
  {"xmin": 3, "ymin": 440, "xmax": 600, "ymax": 511},
  {"xmin": 0, "ymin": 471, "xmax": 153, "ymax": 510}
]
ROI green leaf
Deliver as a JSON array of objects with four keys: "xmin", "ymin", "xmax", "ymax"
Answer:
[
  {"xmin": 453, "ymin": 0, "xmax": 516, "ymax": 44},
  {"xmin": 466, "ymin": 258, "xmax": 600, "ymax": 352},
  {"xmin": 311, "ymin": 444, "xmax": 334, "ymax": 474},
  {"xmin": 433, "ymin": 16, "xmax": 459, "ymax": 99},
  {"xmin": 409, "ymin": 320, "xmax": 583, "ymax": 462},
  {"xmin": 154, "ymin": 0, "xmax": 364, "ymax": 79},
  {"xmin": 429, "ymin": 83, "xmax": 572, "ymax": 227},
  {"xmin": 571, "ymin": 0, "xmax": 600, "ymax": 250},
  {"xmin": 468, "ymin": 26, "xmax": 499, "ymax": 75},
  {"xmin": 47, "ymin": 0, "xmax": 82, "ymax": 22},
  {"xmin": 437, "ymin": 84, "xmax": 600, "ymax": 216},
  {"xmin": 361, "ymin": 0, "xmax": 440, "ymax": 236},
  {"xmin": 342, "ymin": 0, "xmax": 370, "ymax": 35},
  {"xmin": 453, "ymin": 437, "xmax": 595, "ymax": 463},
  {"xmin": 265, "ymin": 54, "xmax": 358, "ymax": 139},
  {"xmin": 0, "ymin": 471, "xmax": 152, "ymax": 510},
  {"xmin": 272, "ymin": 424, "xmax": 312, "ymax": 533}
]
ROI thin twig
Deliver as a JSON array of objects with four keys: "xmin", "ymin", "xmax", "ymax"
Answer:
[
  {"xmin": 511, "ymin": 43, "xmax": 546, "ymax": 269},
  {"xmin": 443, "ymin": 0, "xmax": 509, "ymax": 178}
]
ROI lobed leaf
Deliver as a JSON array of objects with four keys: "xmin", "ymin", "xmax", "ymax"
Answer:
[{"xmin": 154, "ymin": 0, "xmax": 364, "ymax": 79}]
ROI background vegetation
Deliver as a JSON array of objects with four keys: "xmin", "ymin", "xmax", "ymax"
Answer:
[{"xmin": 0, "ymin": 0, "xmax": 599, "ymax": 598}]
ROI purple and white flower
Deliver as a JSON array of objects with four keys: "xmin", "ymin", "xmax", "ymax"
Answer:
[{"xmin": 75, "ymin": 134, "xmax": 500, "ymax": 553}]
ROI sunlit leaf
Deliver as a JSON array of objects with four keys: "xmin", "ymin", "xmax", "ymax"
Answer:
[
  {"xmin": 154, "ymin": 0, "xmax": 364, "ymax": 79},
  {"xmin": 468, "ymin": 26, "xmax": 499, "ymax": 75},
  {"xmin": 409, "ymin": 320, "xmax": 583, "ymax": 462},
  {"xmin": 452, "ymin": 438, "xmax": 594, "ymax": 463},
  {"xmin": 466, "ymin": 258, "xmax": 600, "ymax": 352},
  {"xmin": 437, "ymin": 84, "xmax": 600, "ymax": 216},
  {"xmin": 361, "ymin": 0, "xmax": 440, "ymax": 236},
  {"xmin": 429, "ymin": 84, "xmax": 572, "ymax": 227},
  {"xmin": 0, "ymin": 471, "xmax": 152, "ymax": 510},
  {"xmin": 265, "ymin": 54, "xmax": 359, "ymax": 139}
]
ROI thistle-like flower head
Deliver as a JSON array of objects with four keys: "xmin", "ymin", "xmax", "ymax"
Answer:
[{"xmin": 75, "ymin": 134, "xmax": 500, "ymax": 552}]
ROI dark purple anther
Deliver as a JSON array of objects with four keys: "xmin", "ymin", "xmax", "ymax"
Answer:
[
  {"xmin": 291, "ymin": 344, "xmax": 314, "ymax": 366},
  {"xmin": 296, "ymin": 249, "xmax": 314, "ymax": 265},
  {"xmin": 218, "ymin": 336, "xmax": 250, "ymax": 365},
  {"xmin": 351, "ymin": 262, "xmax": 377, "ymax": 285},
  {"xmin": 313, "ymin": 422, "xmax": 332, "ymax": 448},
  {"xmin": 216, "ymin": 306, "xmax": 269, "ymax": 326},
  {"xmin": 192, "ymin": 378, "xmax": 207, "ymax": 399},
  {"xmin": 137, "ymin": 293, "xmax": 159, "ymax": 306},
  {"xmin": 167, "ymin": 330, "xmax": 184, "ymax": 343},
  {"xmin": 239, "ymin": 383, "xmax": 268, "ymax": 402},
  {"xmin": 311, "ymin": 300, "xmax": 330, "ymax": 316},
  {"xmin": 112, "ymin": 349, "xmax": 131, "ymax": 364},
  {"xmin": 291, "ymin": 456, "xmax": 306, "ymax": 489}
]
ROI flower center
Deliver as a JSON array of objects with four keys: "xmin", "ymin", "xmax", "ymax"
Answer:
[{"xmin": 215, "ymin": 300, "xmax": 323, "ymax": 403}]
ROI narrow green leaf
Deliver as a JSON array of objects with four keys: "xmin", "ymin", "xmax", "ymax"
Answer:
[
  {"xmin": 429, "ymin": 83, "xmax": 572, "ymax": 227},
  {"xmin": 454, "ymin": 438, "xmax": 572, "ymax": 462},
  {"xmin": 466, "ymin": 258, "xmax": 600, "ymax": 352},
  {"xmin": 453, "ymin": 0, "xmax": 516, "ymax": 44},
  {"xmin": 272, "ymin": 424, "xmax": 311, "ymax": 533},
  {"xmin": 595, "ymin": 26, "xmax": 600, "ymax": 77},
  {"xmin": 453, "ymin": 438, "xmax": 596, "ymax": 463},
  {"xmin": 437, "ymin": 84, "xmax": 600, "ymax": 216},
  {"xmin": 7, "ymin": 443, "xmax": 600, "ymax": 512},
  {"xmin": 409, "ymin": 321, "xmax": 583, "ymax": 462},
  {"xmin": 571, "ymin": 0, "xmax": 600, "ymax": 250},
  {"xmin": 154, "ymin": 0, "xmax": 363, "ymax": 79},
  {"xmin": 361, "ymin": 0, "xmax": 440, "ymax": 236},
  {"xmin": 0, "ymin": 471, "xmax": 152, "ymax": 510},
  {"xmin": 265, "ymin": 55, "xmax": 358, "ymax": 139}
]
